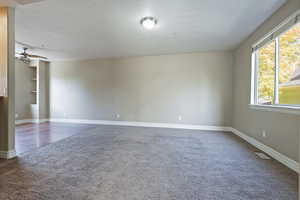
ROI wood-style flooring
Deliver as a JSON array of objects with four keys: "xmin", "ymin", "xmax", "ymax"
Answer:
[{"xmin": 15, "ymin": 122, "xmax": 97, "ymax": 155}]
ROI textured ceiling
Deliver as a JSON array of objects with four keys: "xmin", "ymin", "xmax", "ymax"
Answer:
[{"xmin": 15, "ymin": 0, "xmax": 287, "ymax": 60}]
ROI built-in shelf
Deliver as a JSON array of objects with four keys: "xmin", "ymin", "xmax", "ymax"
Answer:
[
  {"xmin": 30, "ymin": 61, "xmax": 38, "ymax": 106},
  {"xmin": 27, "ymin": 60, "xmax": 48, "ymax": 121}
]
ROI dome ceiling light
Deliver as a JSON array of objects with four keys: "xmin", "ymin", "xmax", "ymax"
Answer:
[{"xmin": 140, "ymin": 17, "xmax": 158, "ymax": 30}]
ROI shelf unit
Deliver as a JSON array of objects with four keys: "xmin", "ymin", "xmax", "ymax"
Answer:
[
  {"xmin": 28, "ymin": 60, "xmax": 49, "ymax": 121},
  {"xmin": 29, "ymin": 61, "xmax": 38, "ymax": 105}
]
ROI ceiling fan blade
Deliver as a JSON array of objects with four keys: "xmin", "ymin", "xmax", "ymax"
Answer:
[
  {"xmin": 14, "ymin": 0, "xmax": 45, "ymax": 5},
  {"xmin": 16, "ymin": 41, "xmax": 35, "ymax": 49},
  {"xmin": 27, "ymin": 54, "xmax": 48, "ymax": 59}
]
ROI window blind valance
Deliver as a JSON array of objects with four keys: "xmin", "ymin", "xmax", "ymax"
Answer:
[{"xmin": 252, "ymin": 11, "xmax": 300, "ymax": 52}]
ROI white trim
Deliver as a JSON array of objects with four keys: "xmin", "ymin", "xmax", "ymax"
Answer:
[
  {"xmin": 0, "ymin": 150, "xmax": 16, "ymax": 159},
  {"xmin": 15, "ymin": 118, "xmax": 49, "ymax": 125},
  {"xmin": 249, "ymin": 104, "xmax": 300, "ymax": 115},
  {"xmin": 15, "ymin": 119, "xmax": 34, "ymax": 125},
  {"xmin": 274, "ymin": 37, "xmax": 279, "ymax": 104},
  {"xmin": 36, "ymin": 119, "xmax": 49, "ymax": 123},
  {"xmin": 250, "ymin": 51, "xmax": 258, "ymax": 105},
  {"xmin": 230, "ymin": 128, "xmax": 299, "ymax": 173},
  {"xmin": 49, "ymin": 118, "xmax": 232, "ymax": 132}
]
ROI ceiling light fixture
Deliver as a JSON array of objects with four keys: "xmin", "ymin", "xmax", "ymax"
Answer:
[{"xmin": 140, "ymin": 17, "xmax": 157, "ymax": 30}]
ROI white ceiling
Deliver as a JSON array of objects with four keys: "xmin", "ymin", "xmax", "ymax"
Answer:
[
  {"xmin": 15, "ymin": 0, "xmax": 287, "ymax": 60},
  {"xmin": 0, "ymin": 0, "xmax": 45, "ymax": 7}
]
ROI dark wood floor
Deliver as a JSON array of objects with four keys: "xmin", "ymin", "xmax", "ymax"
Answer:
[{"xmin": 15, "ymin": 122, "xmax": 97, "ymax": 155}]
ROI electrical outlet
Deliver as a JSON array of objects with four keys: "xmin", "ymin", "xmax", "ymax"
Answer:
[
  {"xmin": 15, "ymin": 113, "xmax": 19, "ymax": 119},
  {"xmin": 262, "ymin": 130, "xmax": 267, "ymax": 138},
  {"xmin": 178, "ymin": 115, "xmax": 182, "ymax": 121},
  {"xmin": 116, "ymin": 114, "xmax": 120, "ymax": 119}
]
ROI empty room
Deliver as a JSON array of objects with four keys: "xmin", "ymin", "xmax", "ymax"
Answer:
[{"xmin": 0, "ymin": 0, "xmax": 299, "ymax": 199}]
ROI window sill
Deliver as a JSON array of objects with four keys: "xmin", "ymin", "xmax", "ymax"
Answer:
[{"xmin": 249, "ymin": 104, "xmax": 300, "ymax": 115}]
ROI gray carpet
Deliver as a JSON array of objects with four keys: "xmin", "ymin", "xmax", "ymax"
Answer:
[{"xmin": 0, "ymin": 124, "xmax": 298, "ymax": 200}]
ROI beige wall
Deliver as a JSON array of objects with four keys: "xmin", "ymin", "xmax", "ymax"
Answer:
[
  {"xmin": 49, "ymin": 51, "xmax": 233, "ymax": 126},
  {"xmin": 38, "ymin": 61, "xmax": 50, "ymax": 119},
  {"xmin": 15, "ymin": 59, "xmax": 35, "ymax": 120},
  {"xmin": 233, "ymin": 0, "xmax": 300, "ymax": 161},
  {"xmin": 49, "ymin": 59, "xmax": 114, "ymax": 120}
]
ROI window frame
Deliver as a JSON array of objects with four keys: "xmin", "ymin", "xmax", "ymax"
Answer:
[{"xmin": 250, "ymin": 10, "xmax": 300, "ymax": 115}]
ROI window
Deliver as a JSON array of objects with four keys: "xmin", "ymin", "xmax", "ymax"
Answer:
[{"xmin": 251, "ymin": 11, "xmax": 300, "ymax": 108}]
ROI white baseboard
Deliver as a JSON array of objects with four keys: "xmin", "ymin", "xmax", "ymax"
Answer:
[
  {"xmin": 49, "ymin": 118, "xmax": 232, "ymax": 132},
  {"xmin": 15, "ymin": 119, "xmax": 34, "ymax": 125},
  {"xmin": 230, "ymin": 128, "xmax": 299, "ymax": 173},
  {"xmin": 37, "ymin": 119, "xmax": 49, "ymax": 123},
  {"xmin": 16, "ymin": 118, "xmax": 49, "ymax": 125},
  {"xmin": 0, "ymin": 150, "xmax": 16, "ymax": 159}
]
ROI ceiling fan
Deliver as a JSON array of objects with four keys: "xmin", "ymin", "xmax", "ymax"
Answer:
[
  {"xmin": 18, "ymin": 47, "xmax": 48, "ymax": 59},
  {"xmin": 14, "ymin": 0, "xmax": 45, "ymax": 4},
  {"xmin": 16, "ymin": 45, "xmax": 48, "ymax": 64},
  {"xmin": 0, "ymin": 0, "xmax": 45, "ymax": 6}
]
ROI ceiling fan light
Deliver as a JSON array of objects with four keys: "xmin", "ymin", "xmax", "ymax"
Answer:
[{"xmin": 140, "ymin": 17, "xmax": 157, "ymax": 30}]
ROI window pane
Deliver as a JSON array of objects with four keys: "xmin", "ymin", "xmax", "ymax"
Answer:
[
  {"xmin": 279, "ymin": 23, "xmax": 300, "ymax": 105},
  {"xmin": 258, "ymin": 41, "xmax": 276, "ymax": 105}
]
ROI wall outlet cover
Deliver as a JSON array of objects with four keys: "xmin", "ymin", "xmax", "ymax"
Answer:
[
  {"xmin": 255, "ymin": 152, "xmax": 271, "ymax": 160},
  {"xmin": 262, "ymin": 130, "xmax": 267, "ymax": 138}
]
